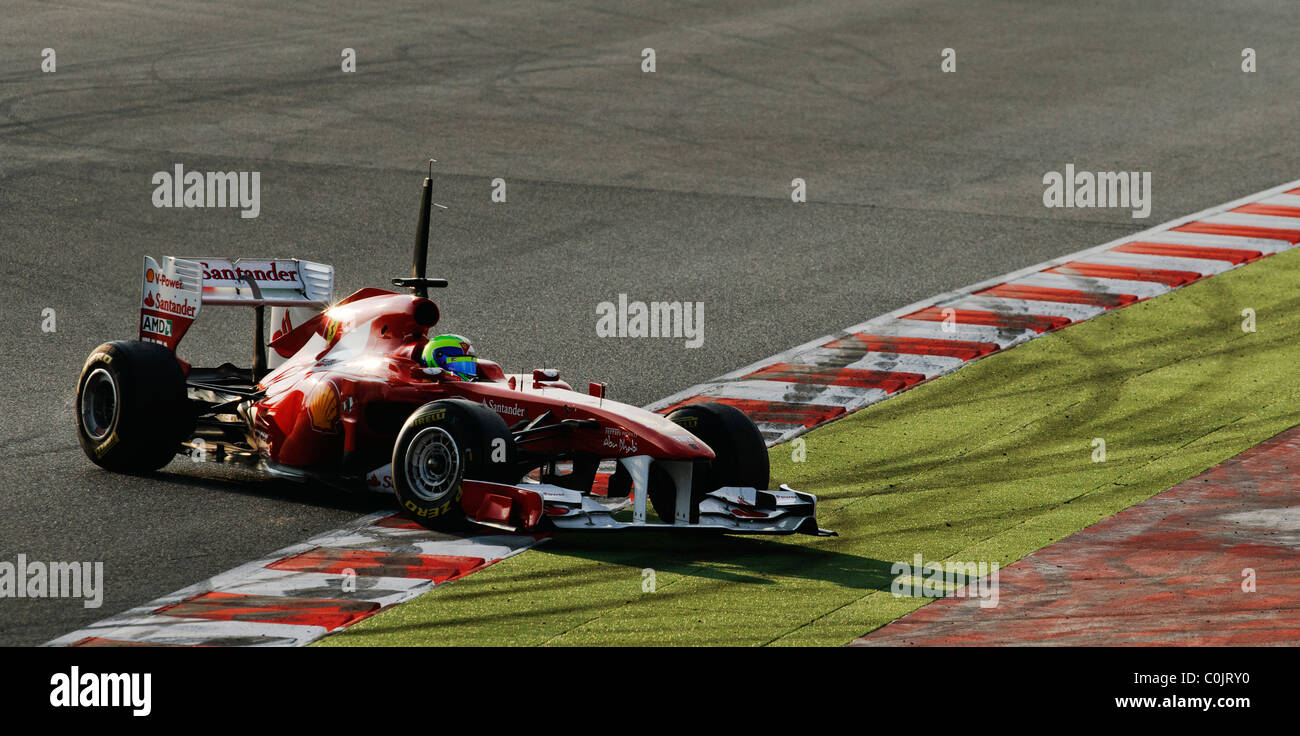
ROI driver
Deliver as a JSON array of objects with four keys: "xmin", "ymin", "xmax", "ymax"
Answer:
[{"xmin": 421, "ymin": 333, "xmax": 478, "ymax": 380}]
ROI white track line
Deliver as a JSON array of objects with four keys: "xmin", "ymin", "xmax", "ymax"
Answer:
[
  {"xmin": 947, "ymin": 295, "xmax": 1104, "ymax": 320},
  {"xmin": 1257, "ymin": 194, "xmax": 1300, "ymax": 208},
  {"xmin": 1141, "ymin": 231, "xmax": 1291, "ymax": 252},
  {"xmin": 1073, "ymin": 251, "xmax": 1236, "ymax": 273},
  {"xmin": 1203, "ymin": 212, "xmax": 1300, "ymax": 230}
]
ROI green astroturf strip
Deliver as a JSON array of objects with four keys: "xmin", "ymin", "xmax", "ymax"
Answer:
[{"xmin": 318, "ymin": 248, "xmax": 1300, "ymax": 647}]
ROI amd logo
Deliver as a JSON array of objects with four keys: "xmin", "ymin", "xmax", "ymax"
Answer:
[{"xmin": 141, "ymin": 314, "xmax": 173, "ymax": 337}]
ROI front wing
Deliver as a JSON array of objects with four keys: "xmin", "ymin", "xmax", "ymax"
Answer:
[{"xmin": 461, "ymin": 476, "xmax": 835, "ymax": 537}]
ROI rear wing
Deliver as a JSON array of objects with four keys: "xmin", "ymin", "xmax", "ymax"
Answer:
[{"xmin": 139, "ymin": 256, "xmax": 335, "ymax": 369}]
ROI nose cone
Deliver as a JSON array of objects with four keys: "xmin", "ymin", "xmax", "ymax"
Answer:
[
  {"xmin": 576, "ymin": 397, "xmax": 716, "ymax": 461},
  {"xmin": 637, "ymin": 412, "xmax": 717, "ymax": 460}
]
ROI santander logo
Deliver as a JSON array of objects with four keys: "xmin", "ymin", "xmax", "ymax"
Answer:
[
  {"xmin": 482, "ymin": 398, "xmax": 525, "ymax": 417},
  {"xmin": 148, "ymin": 294, "xmax": 197, "ymax": 317},
  {"xmin": 200, "ymin": 261, "xmax": 298, "ymax": 285}
]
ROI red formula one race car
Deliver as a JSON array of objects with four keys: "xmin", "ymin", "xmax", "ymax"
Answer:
[{"xmin": 74, "ymin": 172, "xmax": 832, "ymax": 536}]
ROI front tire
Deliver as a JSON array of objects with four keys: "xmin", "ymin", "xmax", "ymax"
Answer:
[
  {"xmin": 392, "ymin": 399, "xmax": 515, "ymax": 530},
  {"xmin": 75, "ymin": 340, "xmax": 192, "ymax": 473},
  {"xmin": 649, "ymin": 402, "xmax": 770, "ymax": 522}
]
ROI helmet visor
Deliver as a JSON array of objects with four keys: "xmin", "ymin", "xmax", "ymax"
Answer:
[{"xmin": 440, "ymin": 355, "xmax": 477, "ymax": 378}]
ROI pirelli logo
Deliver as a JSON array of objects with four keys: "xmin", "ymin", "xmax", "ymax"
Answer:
[
  {"xmin": 411, "ymin": 408, "xmax": 447, "ymax": 427},
  {"xmin": 141, "ymin": 314, "xmax": 173, "ymax": 337}
]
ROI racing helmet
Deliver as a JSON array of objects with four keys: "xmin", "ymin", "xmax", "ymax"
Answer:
[{"xmin": 422, "ymin": 334, "xmax": 478, "ymax": 380}]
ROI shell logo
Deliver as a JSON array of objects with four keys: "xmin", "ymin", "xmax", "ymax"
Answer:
[
  {"xmin": 145, "ymin": 268, "xmax": 156, "ymax": 283},
  {"xmin": 307, "ymin": 382, "xmax": 340, "ymax": 433}
]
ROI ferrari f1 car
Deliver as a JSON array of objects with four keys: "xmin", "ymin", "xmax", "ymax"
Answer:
[{"xmin": 74, "ymin": 170, "xmax": 832, "ymax": 537}]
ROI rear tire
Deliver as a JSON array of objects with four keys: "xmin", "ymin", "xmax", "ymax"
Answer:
[
  {"xmin": 392, "ymin": 399, "xmax": 515, "ymax": 530},
  {"xmin": 75, "ymin": 340, "xmax": 192, "ymax": 473},
  {"xmin": 649, "ymin": 402, "xmax": 770, "ymax": 523}
]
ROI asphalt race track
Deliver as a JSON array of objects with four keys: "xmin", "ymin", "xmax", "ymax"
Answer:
[{"xmin": 1, "ymin": 0, "xmax": 1298, "ymax": 645}]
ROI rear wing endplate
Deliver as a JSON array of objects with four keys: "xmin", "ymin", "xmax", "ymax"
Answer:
[{"xmin": 139, "ymin": 256, "xmax": 334, "ymax": 358}]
